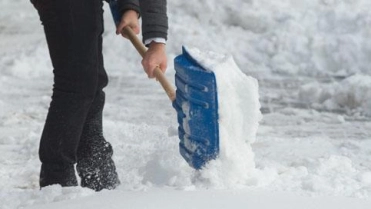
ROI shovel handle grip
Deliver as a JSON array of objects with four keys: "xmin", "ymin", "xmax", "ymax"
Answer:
[{"xmin": 122, "ymin": 26, "xmax": 176, "ymax": 102}]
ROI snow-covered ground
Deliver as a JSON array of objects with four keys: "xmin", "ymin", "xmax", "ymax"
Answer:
[{"xmin": 1, "ymin": 0, "xmax": 371, "ymax": 208}]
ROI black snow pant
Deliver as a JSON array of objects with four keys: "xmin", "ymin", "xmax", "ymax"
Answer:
[{"xmin": 31, "ymin": 0, "xmax": 120, "ymax": 191}]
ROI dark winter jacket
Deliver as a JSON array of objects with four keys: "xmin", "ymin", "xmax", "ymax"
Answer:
[{"xmin": 117, "ymin": 0, "xmax": 168, "ymax": 41}]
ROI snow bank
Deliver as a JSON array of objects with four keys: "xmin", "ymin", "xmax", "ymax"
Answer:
[
  {"xmin": 299, "ymin": 74, "xmax": 371, "ymax": 115},
  {"xmin": 169, "ymin": 0, "xmax": 371, "ymax": 77},
  {"xmin": 186, "ymin": 47, "xmax": 262, "ymax": 188}
]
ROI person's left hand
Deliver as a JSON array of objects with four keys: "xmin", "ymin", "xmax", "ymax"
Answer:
[
  {"xmin": 116, "ymin": 10, "xmax": 140, "ymax": 38},
  {"xmin": 142, "ymin": 42, "xmax": 167, "ymax": 78}
]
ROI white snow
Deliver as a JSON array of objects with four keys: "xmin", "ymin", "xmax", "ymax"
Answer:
[
  {"xmin": 299, "ymin": 74, "xmax": 371, "ymax": 115},
  {"xmin": 1, "ymin": 0, "xmax": 371, "ymax": 208},
  {"xmin": 22, "ymin": 188, "xmax": 371, "ymax": 209}
]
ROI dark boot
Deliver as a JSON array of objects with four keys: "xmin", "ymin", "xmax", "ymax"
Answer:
[
  {"xmin": 40, "ymin": 163, "xmax": 77, "ymax": 187},
  {"xmin": 76, "ymin": 91, "xmax": 120, "ymax": 191}
]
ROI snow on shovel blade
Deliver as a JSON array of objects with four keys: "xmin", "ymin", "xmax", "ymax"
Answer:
[{"xmin": 173, "ymin": 47, "xmax": 220, "ymax": 169}]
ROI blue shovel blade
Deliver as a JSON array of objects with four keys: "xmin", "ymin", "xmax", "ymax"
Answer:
[{"xmin": 173, "ymin": 47, "xmax": 220, "ymax": 169}]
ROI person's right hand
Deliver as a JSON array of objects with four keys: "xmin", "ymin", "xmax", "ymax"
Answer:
[
  {"xmin": 142, "ymin": 42, "xmax": 167, "ymax": 78},
  {"xmin": 116, "ymin": 10, "xmax": 140, "ymax": 38}
]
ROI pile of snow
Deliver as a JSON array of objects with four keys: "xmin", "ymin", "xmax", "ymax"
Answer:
[
  {"xmin": 186, "ymin": 47, "xmax": 262, "ymax": 188},
  {"xmin": 299, "ymin": 74, "xmax": 371, "ymax": 115},
  {"xmin": 169, "ymin": 0, "xmax": 371, "ymax": 77}
]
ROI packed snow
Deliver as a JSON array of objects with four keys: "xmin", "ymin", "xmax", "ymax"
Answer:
[
  {"xmin": 1, "ymin": 0, "xmax": 371, "ymax": 208},
  {"xmin": 299, "ymin": 74, "xmax": 371, "ymax": 116}
]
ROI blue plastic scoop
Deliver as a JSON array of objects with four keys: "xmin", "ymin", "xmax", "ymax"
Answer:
[{"xmin": 173, "ymin": 48, "xmax": 219, "ymax": 169}]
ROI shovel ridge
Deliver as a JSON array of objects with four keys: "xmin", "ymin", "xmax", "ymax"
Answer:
[
  {"xmin": 174, "ymin": 90, "xmax": 210, "ymax": 109},
  {"xmin": 175, "ymin": 73, "xmax": 209, "ymax": 92},
  {"xmin": 178, "ymin": 126, "xmax": 210, "ymax": 146}
]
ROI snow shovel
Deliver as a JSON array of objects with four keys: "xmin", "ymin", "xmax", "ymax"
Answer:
[{"xmin": 109, "ymin": 1, "xmax": 219, "ymax": 169}]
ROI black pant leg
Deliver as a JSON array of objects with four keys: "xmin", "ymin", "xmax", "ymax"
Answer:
[{"xmin": 32, "ymin": 0, "xmax": 106, "ymax": 188}]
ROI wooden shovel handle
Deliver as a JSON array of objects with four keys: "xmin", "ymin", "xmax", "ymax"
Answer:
[{"xmin": 122, "ymin": 26, "xmax": 176, "ymax": 102}]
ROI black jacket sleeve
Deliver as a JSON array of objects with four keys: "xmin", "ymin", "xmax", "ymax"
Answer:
[
  {"xmin": 117, "ymin": 0, "xmax": 168, "ymax": 41},
  {"xmin": 139, "ymin": 0, "xmax": 168, "ymax": 41}
]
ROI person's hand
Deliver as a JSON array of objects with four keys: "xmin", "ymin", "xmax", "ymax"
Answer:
[
  {"xmin": 142, "ymin": 42, "xmax": 167, "ymax": 78},
  {"xmin": 116, "ymin": 10, "xmax": 140, "ymax": 38}
]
